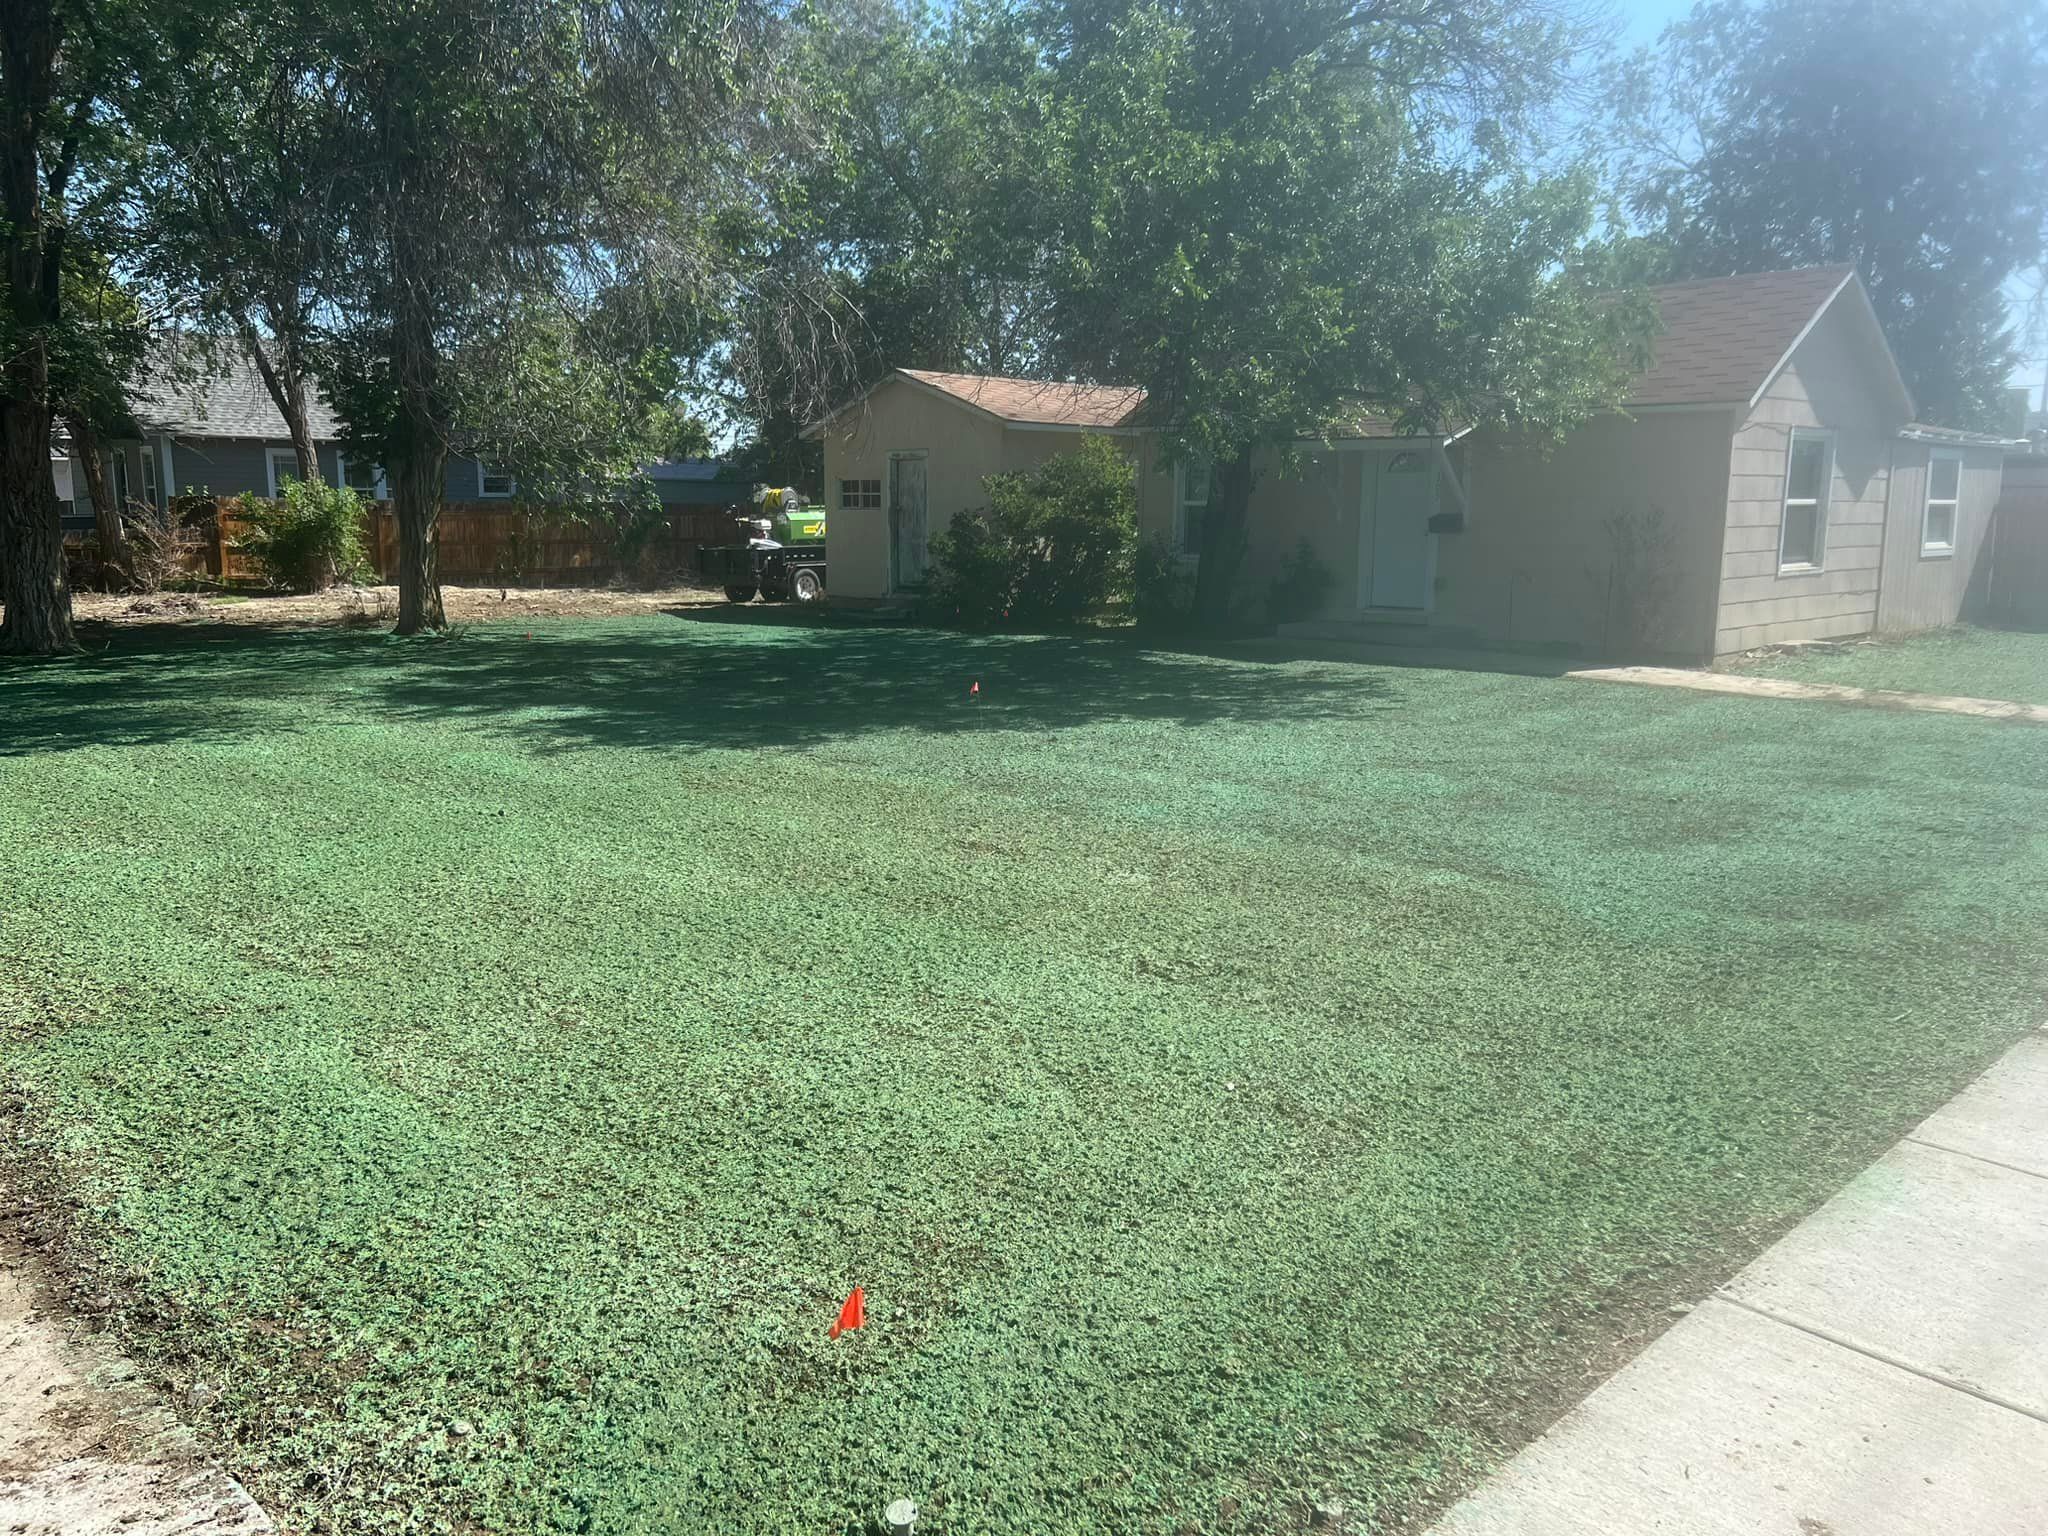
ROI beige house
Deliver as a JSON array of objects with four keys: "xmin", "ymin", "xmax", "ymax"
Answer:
[{"xmin": 812, "ymin": 268, "xmax": 2010, "ymax": 660}]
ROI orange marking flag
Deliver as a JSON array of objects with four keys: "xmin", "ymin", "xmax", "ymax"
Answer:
[{"xmin": 829, "ymin": 1286, "xmax": 866, "ymax": 1339}]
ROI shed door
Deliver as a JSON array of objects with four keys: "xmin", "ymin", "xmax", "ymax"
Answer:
[
  {"xmin": 890, "ymin": 453, "xmax": 928, "ymax": 590},
  {"xmin": 1366, "ymin": 450, "xmax": 1432, "ymax": 610}
]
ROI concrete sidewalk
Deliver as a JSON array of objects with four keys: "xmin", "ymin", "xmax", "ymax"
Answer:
[
  {"xmin": 1568, "ymin": 664, "xmax": 2048, "ymax": 724},
  {"xmin": 1432, "ymin": 1027, "xmax": 2048, "ymax": 1536}
]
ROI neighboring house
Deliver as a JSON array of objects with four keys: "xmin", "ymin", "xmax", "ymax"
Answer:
[
  {"xmin": 643, "ymin": 459, "xmax": 757, "ymax": 515},
  {"xmin": 813, "ymin": 268, "xmax": 2013, "ymax": 660},
  {"xmin": 54, "ymin": 343, "xmax": 523, "ymax": 529}
]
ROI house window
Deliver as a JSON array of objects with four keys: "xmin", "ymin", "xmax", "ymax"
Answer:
[
  {"xmin": 108, "ymin": 450, "xmax": 130, "ymax": 507},
  {"xmin": 1922, "ymin": 451, "xmax": 1961, "ymax": 556},
  {"xmin": 1174, "ymin": 454, "xmax": 1212, "ymax": 556},
  {"xmin": 839, "ymin": 477, "xmax": 882, "ymax": 510},
  {"xmin": 478, "ymin": 464, "xmax": 516, "ymax": 498},
  {"xmin": 139, "ymin": 445, "xmax": 159, "ymax": 507},
  {"xmin": 1778, "ymin": 430, "xmax": 1832, "ymax": 572},
  {"xmin": 339, "ymin": 455, "xmax": 386, "ymax": 497},
  {"xmin": 265, "ymin": 446, "xmax": 300, "ymax": 497}
]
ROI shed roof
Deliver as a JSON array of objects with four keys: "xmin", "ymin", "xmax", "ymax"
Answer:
[
  {"xmin": 895, "ymin": 368, "xmax": 1148, "ymax": 428},
  {"xmin": 1627, "ymin": 266, "xmax": 1881, "ymax": 410},
  {"xmin": 132, "ymin": 340, "xmax": 346, "ymax": 441}
]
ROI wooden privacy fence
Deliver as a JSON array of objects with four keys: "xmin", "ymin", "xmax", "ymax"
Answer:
[
  {"xmin": 175, "ymin": 496, "xmax": 743, "ymax": 586},
  {"xmin": 1987, "ymin": 456, "xmax": 2048, "ymax": 628}
]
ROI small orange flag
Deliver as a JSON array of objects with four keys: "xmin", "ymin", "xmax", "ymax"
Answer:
[{"xmin": 829, "ymin": 1286, "xmax": 866, "ymax": 1339}]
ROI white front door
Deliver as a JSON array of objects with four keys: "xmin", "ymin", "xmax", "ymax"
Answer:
[
  {"xmin": 1364, "ymin": 450, "xmax": 1433, "ymax": 610},
  {"xmin": 889, "ymin": 452, "xmax": 928, "ymax": 590}
]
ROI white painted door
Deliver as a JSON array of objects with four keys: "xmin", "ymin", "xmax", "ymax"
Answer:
[
  {"xmin": 890, "ymin": 453, "xmax": 928, "ymax": 590},
  {"xmin": 1365, "ymin": 451, "xmax": 1432, "ymax": 610}
]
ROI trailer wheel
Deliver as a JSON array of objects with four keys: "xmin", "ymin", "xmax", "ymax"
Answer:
[
  {"xmin": 723, "ymin": 585, "xmax": 757, "ymax": 603},
  {"xmin": 790, "ymin": 567, "xmax": 824, "ymax": 604}
]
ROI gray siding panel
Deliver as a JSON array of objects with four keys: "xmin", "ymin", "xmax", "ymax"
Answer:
[
  {"xmin": 170, "ymin": 438, "xmax": 282, "ymax": 497},
  {"xmin": 1874, "ymin": 444, "xmax": 2001, "ymax": 634},
  {"xmin": 1713, "ymin": 297, "xmax": 1897, "ymax": 655}
]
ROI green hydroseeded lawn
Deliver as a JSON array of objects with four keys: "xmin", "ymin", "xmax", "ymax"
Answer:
[
  {"xmin": 4, "ymin": 613, "xmax": 2047, "ymax": 1536},
  {"xmin": 1721, "ymin": 623, "xmax": 2048, "ymax": 704}
]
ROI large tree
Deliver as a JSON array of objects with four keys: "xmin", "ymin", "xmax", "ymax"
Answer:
[
  {"xmin": 1038, "ymin": 0, "xmax": 1646, "ymax": 623},
  {"xmin": 305, "ymin": 0, "xmax": 774, "ymax": 633},
  {"xmin": 713, "ymin": 0, "xmax": 1060, "ymax": 484},
  {"xmin": 1603, "ymin": 0, "xmax": 2048, "ymax": 431},
  {"xmin": 138, "ymin": 17, "xmax": 342, "ymax": 483}
]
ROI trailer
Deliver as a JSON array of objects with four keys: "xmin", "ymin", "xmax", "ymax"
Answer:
[
  {"xmin": 697, "ymin": 540, "xmax": 827, "ymax": 604},
  {"xmin": 695, "ymin": 490, "xmax": 827, "ymax": 604}
]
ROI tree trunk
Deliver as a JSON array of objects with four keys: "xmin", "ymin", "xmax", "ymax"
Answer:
[
  {"xmin": 1191, "ymin": 450, "xmax": 1256, "ymax": 631},
  {"xmin": 388, "ymin": 272, "xmax": 447, "ymax": 634},
  {"xmin": 391, "ymin": 447, "xmax": 446, "ymax": 632},
  {"xmin": 0, "ymin": 392, "xmax": 73, "ymax": 653},
  {"xmin": 242, "ymin": 325, "xmax": 319, "ymax": 483},
  {"xmin": 66, "ymin": 412, "xmax": 126, "ymax": 590},
  {"xmin": 0, "ymin": 0, "xmax": 77, "ymax": 654}
]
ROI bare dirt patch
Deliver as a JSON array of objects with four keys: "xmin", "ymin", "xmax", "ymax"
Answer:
[
  {"xmin": 0, "ymin": 1229, "xmax": 271, "ymax": 1535},
  {"xmin": 71, "ymin": 582, "xmax": 728, "ymax": 633}
]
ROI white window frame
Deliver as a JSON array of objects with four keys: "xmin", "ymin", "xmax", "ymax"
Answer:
[
  {"xmin": 1777, "ymin": 428, "xmax": 1833, "ymax": 574},
  {"xmin": 108, "ymin": 449, "xmax": 130, "ymax": 507},
  {"xmin": 838, "ymin": 477, "xmax": 881, "ymax": 510},
  {"xmin": 337, "ymin": 454, "xmax": 388, "ymax": 498},
  {"xmin": 265, "ymin": 446, "xmax": 301, "ymax": 497},
  {"xmin": 1173, "ymin": 454, "xmax": 1211, "ymax": 557},
  {"xmin": 477, "ymin": 462, "xmax": 516, "ymax": 499},
  {"xmin": 1921, "ymin": 450, "xmax": 1961, "ymax": 558},
  {"xmin": 138, "ymin": 443, "xmax": 159, "ymax": 507}
]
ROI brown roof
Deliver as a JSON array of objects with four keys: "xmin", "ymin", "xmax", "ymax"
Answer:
[
  {"xmin": 898, "ymin": 368, "xmax": 1147, "ymax": 428},
  {"xmin": 833, "ymin": 267, "xmax": 1884, "ymax": 439},
  {"xmin": 1626, "ymin": 266, "xmax": 1859, "ymax": 408}
]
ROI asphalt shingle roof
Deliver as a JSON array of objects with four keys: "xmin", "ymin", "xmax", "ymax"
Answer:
[
  {"xmin": 131, "ymin": 340, "xmax": 346, "ymax": 441},
  {"xmin": 899, "ymin": 368, "xmax": 1148, "ymax": 429},
  {"xmin": 1626, "ymin": 266, "xmax": 1858, "ymax": 408}
]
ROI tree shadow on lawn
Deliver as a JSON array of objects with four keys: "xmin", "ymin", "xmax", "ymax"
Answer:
[{"xmin": 1, "ymin": 608, "xmax": 1397, "ymax": 758}]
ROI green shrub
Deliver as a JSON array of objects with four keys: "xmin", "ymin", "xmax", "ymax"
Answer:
[
  {"xmin": 1267, "ymin": 538, "xmax": 1335, "ymax": 625},
  {"xmin": 234, "ymin": 478, "xmax": 370, "ymax": 592},
  {"xmin": 927, "ymin": 435, "xmax": 1136, "ymax": 627},
  {"xmin": 1134, "ymin": 536, "xmax": 1196, "ymax": 634}
]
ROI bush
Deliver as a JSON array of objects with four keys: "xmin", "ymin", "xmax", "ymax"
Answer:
[
  {"xmin": 1267, "ymin": 538, "xmax": 1334, "ymax": 625},
  {"xmin": 1134, "ymin": 536, "xmax": 1196, "ymax": 634},
  {"xmin": 926, "ymin": 435, "xmax": 1136, "ymax": 627},
  {"xmin": 123, "ymin": 498, "xmax": 202, "ymax": 594},
  {"xmin": 234, "ymin": 478, "xmax": 370, "ymax": 592}
]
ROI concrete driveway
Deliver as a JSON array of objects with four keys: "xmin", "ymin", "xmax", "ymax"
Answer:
[{"xmin": 1432, "ymin": 1027, "xmax": 2048, "ymax": 1536}]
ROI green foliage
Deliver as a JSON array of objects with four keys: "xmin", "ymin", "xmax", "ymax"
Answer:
[
  {"xmin": 923, "ymin": 507, "xmax": 1014, "ymax": 626},
  {"xmin": 715, "ymin": 0, "xmax": 1063, "ymax": 472},
  {"xmin": 1266, "ymin": 538, "xmax": 1336, "ymax": 625},
  {"xmin": 1036, "ymin": 0, "xmax": 1648, "ymax": 621},
  {"xmin": 1133, "ymin": 535, "xmax": 1197, "ymax": 634},
  {"xmin": 233, "ymin": 478, "xmax": 369, "ymax": 593},
  {"xmin": 1602, "ymin": 0, "xmax": 2048, "ymax": 431},
  {"xmin": 5, "ymin": 620, "xmax": 2048, "ymax": 1534},
  {"xmin": 927, "ymin": 435, "xmax": 1136, "ymax": 626}
]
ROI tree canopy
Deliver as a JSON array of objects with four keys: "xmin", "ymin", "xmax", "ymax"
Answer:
[{"xmin": 1603, "ymin": 0, "xmax": 2048, "ymax": 431}]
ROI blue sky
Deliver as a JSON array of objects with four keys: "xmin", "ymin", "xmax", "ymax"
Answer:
[{"xmin": 1615, "ymin": 0, "xmax": 1695, "ymax": 41}]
